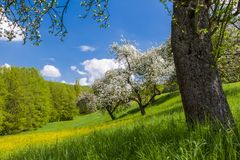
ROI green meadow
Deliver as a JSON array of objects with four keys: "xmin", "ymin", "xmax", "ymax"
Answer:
[{"xmin": 1, "ymin": 82, "xmax": 240, "ymax": 160}]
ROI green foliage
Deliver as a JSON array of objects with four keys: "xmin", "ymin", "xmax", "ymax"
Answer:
[
  {"xmin": 74, "ymin": 80, "xmax": 81, "ymax": 97},
  {"xmin": 80, "ymin": 0, "xmax": 110, "ymax": 28},
  {"xmin": 48, "ymin": 82, "xmax": 78, "ymax": 122},
  {"xmin": 213, "ymin": 26, "xmax": 240, "ymax": 83},
  {"xmin": 77, "ymin": 92, "xmax": 96, "ymax": 114},
  {"xmin": 0, "ymin": 0, "xmax": 69, "ymax": 45},
  {"xmin": 0, "ymin": 75, "xmax": 7, "ymax": 133},
  {"xmin": 162, "ymin": 82, "xmax": 179, "ymax": 93},
  {"xmin": 0, "ymin": 67, "xmax": 80, "ymax": 135},
  {"xmin": 0, "ymin": 0, "xmax": 112, "ymax": 44},
  {"xmin": 0, "ymin": 67, "xmax": 52, "ymax": 134}
]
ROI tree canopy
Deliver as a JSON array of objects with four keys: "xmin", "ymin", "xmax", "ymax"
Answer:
[
  {"xmin": 111, "ymin": 39, "xmax": 175, "ymax": 115},
  {"xmin": 0, "ymin": 0, "xmax": 110, "ymax": 44}
]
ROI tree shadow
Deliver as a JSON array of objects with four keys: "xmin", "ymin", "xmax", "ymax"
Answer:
[
  {"xmin": 118, "ymin": 105, "xmax": 182, "ymax": 121},
  {"xmin": 224, "ymin": 87, "xmax": 240, "ymax": 97},
  {"xmin": 148, "ymin": 106, "xmax": 183, "ymax": 118},
  {"xmin": 117, "ymin": 91, "xmax": 181, "ymax": 120},
  {"xmin": 152, "ymin": 91, "xmax": 180, "ymax": 106},
  {"xmin": 117, "ymin": 107, "xmax": 140, "ymax": 119}
]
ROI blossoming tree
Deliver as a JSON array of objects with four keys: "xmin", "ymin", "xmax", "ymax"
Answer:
[
  {"xmin": 92, "ymin": 69, "xmax": 132, "ymax": 120},
  {"xmin": 111, "ymin": 40, "xmax": 175, "ymax": 115},
  {"xmin": 77, "ymin": 92, "xmax": 97, "ymax": 114}
]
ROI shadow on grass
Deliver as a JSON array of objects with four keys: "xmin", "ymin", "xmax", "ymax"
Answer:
[
  {"xmin": 117, "ymin": 107, "xmax": 140, "ymax": 119},
  {"xmin": 152, "ymin": 91, "xmax": 180, "ymax": 106},
  {"xmin": 118, "ymin": 105, "xmax": 182, "ymax": 121},
  {"xmin": 153, "ymin": 106, "xmax": 182, "ymax": 117},
  {"xmin": 141, "ymin": 106, "xmax": 183, "ymax": 124},
  {"xmin": 117, "ymin": 91, "xmax": 180, "ymax": 120},
  {"xmin": 224, "ymin": 87, "xmax": 240, "ymax": 97}
]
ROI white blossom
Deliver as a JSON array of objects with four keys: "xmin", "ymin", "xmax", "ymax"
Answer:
[
  {"xmin": 110, "ymin": 39, "xmax": 175, "ymax": 114},
  {"xmin": 77, "ymin": 92, "xmax": 97, "ymax": 113},
  {"xmin": 92, "ymin": 69, "xmax": 132, "ymax": 119}
]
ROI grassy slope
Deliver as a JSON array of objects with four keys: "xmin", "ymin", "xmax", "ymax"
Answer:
[{"xmin": 1, "ymin": 82, "xmax": 240, "ymax": 159}]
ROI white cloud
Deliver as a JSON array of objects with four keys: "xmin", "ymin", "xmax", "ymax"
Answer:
[
  {"xmin": 79, "ymin": 45, "xmax": 96, "ymax": 52},
  {"xmin": 79, "ymin": 78, "xmax": 90, "ymax": 86},
  {"xmin": 60, "ymin": 80, "xmax": 75, "ymax": 85},
  {"xmin": 61, "ymin": 80, "xmax": 66, "ymax": 84},
  {"xmin": 70, "ymin": 65, "xmax": 87, "ymax": 75},
  {"xmin": 70, "ymin": 66, "xmax": 77, "ymax": 71},
  {"xmin": 80, "ymin": 58, "xmax": 119, "ymax": 85},
  {"xmin": 0, "ymin": 14, "xmax": 24, "ymax": 42},
  {"xmin": 41, "ymin": 65, "xmax": 61, "ymax": 78},
  {"xmin": 42, "ymin": 58, "xmax": 55, "ymax": 62},
  {"xmin": 77, "ymin": 70, "xmax": 87, "ymax": 75},
  {"xmin": 1, "ymin": 63, "xmax": 11, "ymax": 68}
]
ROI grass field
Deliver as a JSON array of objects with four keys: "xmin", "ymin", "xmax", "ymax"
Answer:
[{"xmin": 1, "ymin": 82, "xmax": 240, "ymax": 160}]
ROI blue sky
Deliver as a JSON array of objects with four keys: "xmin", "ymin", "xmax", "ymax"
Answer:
[{"xmin": 0, "ymin": 0, "xmax": 171, "ymax": 85}]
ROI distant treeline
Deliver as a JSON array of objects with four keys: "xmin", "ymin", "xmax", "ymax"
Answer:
[{"xmin": 0, "ymin": 67, "xmax": 85, "ymax": 135}]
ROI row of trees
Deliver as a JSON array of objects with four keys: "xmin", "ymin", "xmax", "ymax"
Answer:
[{"xmin": 0, "ymin": 67, "xmax": 79, "ymax": 135}]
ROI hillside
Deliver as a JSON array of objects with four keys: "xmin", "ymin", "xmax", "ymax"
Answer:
[{"xmin": 1, "ymin": 82, "xmax": 240, "ymax": 160}]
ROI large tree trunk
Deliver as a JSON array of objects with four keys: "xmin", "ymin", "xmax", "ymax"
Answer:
[{"xmin": 171, "ymin": 0, "xmax": 235, "ymax": 128}]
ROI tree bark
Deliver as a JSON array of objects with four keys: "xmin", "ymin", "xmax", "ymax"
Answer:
[
  {"xmin": 106, "ymin": 107, "xmax": 116, "ymax": 120},
  {"xmin": 139, "ymin": 104, "xmax": 146, "ymax": 116},
  {"xmin": 171, "ymin": 0, "xmax": 235, "ymax": 128}
]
